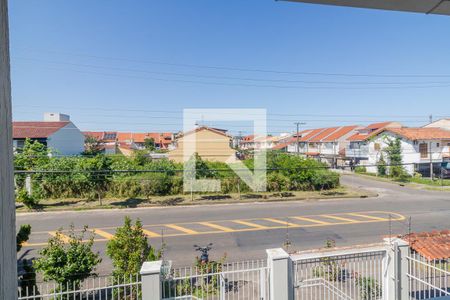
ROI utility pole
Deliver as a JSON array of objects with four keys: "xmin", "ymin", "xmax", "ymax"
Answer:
[
  {"xmin": 430, "ymin": 141, "xmax": 434, "ymax": 180},
  {"xmin": 0, "ymin": 0, "xmax": 18, "ymax": 297},
  {"xmin": 294, "ymin": 122, "xmax": 306, "ymax": 156},
  {"xmin": 429, "ymin": 114, "xmax": 433, "ymax": 124}
]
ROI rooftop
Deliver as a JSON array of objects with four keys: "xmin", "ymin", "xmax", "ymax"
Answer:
[
  {"xmin": 13, "ymin": 121, "xmax": 70, "ymax": 139},
  {"xmin": 403, "ymin": 230, "xmax": 450, "ymax": 261}
]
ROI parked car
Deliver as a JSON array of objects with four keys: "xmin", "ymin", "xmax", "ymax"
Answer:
[{"xmin": 440, "ymin": 162, "xmax": 450, "ymax": 179}]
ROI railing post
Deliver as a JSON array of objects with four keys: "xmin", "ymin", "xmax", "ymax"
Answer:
[
  {"xmin": 266, "ymin": 248, "xmax": 294, "ymax": 300},
  {"xmin": 383, "ymin": 238, "xmax": 410, "ymax": 300},
  {"xmin": 140, "ymin": 260, "xmax": 163, "ymax": 300}
]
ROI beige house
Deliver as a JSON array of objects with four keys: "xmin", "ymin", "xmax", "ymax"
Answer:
[{"xmin": 169, "ymin": 127, "xmax": 236, "ymax": 163}]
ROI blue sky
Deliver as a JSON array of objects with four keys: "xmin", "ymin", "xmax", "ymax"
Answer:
[{"xmin": 8, "ymin": 0, "xmax": 450, "ymax": 135}]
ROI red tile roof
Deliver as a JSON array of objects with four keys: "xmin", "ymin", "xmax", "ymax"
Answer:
[
  {"xmin": 309, "ymin": 127, "xmax": 339, "ymax": 142},
  {"xmin": 300, "ymin": 128, "xmax": 326, "ymax": 142},
  {"xmin": 384, "ymin": 127, "xmax": 450, "ymax": 140},
  {"xmin": 13, "ymin": 122, "xmax": 69, "ymax": 139},
  {"xmin": 403, "ymin": 230, "xmax": 450, "ymax": 260},
  {"xmin": 323, "ymin": 126, "xmax": 359, "ymax": 142},
  {"xmin": 347, "ymin": 122, "xmax": 399, "ymax": 142}
]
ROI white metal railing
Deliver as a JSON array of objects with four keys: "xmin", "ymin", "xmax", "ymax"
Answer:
[
  {"xmin": 407, "ymin": 251, "xmax": 450, "ymax": 300},
  {"xmin": 293, "ymin": 249, "xmax": 385, "ymax": 300},
  {"xmin": 161, "ymin": 259, "xmax": 269, "ymax": 300},
  {"xmin": 18, "ymin": 274, "xmax": 142, "ymax": 300}
]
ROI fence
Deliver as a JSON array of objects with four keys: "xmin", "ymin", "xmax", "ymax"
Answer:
[
  {"xmin": 406, "ymin": 251, "xmax": 450, "ymax": 300},
  {"xmin": 160, "ymin": 260, "xmax": 269, "ymax": 299},
  {"xmin": 16, "ymin": 237, "xmax": 450, "ymax": 300},
  {"xmin": 18, "ymin": 274, "xmax": 142, "ymax": 300},
  {"xmin": 292, "ymin": 249, "xmax": 385, "ymax": 300}
]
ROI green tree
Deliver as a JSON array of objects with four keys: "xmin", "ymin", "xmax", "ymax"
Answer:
[
  {"xmin": 383, "ymin": 137, "xmax": 407, "ymax": 178},
  {"xmin": 14, "ymin": 138, "xmax": 50, "ymax": 171},
  {"xmin": 16, "ymin": 225, "xmax": 38, "ymax": 297},
  {"xmin": 82, "ymin": 136, "xmax": 103, "ymax": 156},
  {"xmin": 34, "ymin": 225, "xmax": 101, "ymax": 294},
  {"xmin": 107, "ymin": 217, "xmax": 163, "ymax": 298},
  {"xmin": 377, "ymin": 153, "xmax": 387, "ymax": 176},
  {"xmin": 143, "ymin": 137, "xmax": 156, "ymax": 151}
]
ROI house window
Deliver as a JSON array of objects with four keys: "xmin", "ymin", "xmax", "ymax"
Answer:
[
  {"xmin": 436, "ymin": 142, "xmax": 440, "ymax": 148},
  {"xmin": 419, "ymin": 143, "xmax": 428, "ymax": 159}
]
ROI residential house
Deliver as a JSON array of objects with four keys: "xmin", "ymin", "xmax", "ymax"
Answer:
[
  {"xmin": 423, "ymin": 118, "xmax": 450, "ymax": 131},
  {"xmin": 168, "ymin": 126, "xmax": 236, "ymax": 163},
  {"xmin": 13, "ymin": 113, "xmax": 84, "ymax": 155},
  {"xmin": 344, "ymin": 121, "xmax": 402, "ymax": 165},
  {"xmin": 83, "ymin": 131, "xmax": 118, "ymax": 154},
  {"xmin": 116, "ymin": 132, "xmax": 174, "ymax": 150},
  {"xmin": 361, "ymin": 127, "xmax": 450, "ymax": 176},
  {"xmin": 285, "ymin": 126, "xmax": 360, "ymax": 166},
  {"xmin": 240, "ymin": 134, "xmax": 291, "ymax": 151}
]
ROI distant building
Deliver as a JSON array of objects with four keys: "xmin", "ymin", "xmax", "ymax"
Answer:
[
  {"xmin": 169, "ymin": 126, "xmax": 236, "ymax": 163},
  {"xmin": 423, "ymin": 119, "xmax": 450, "ymax": 131},
  {"xmin": 13, "ymin": 113, "xmax": 84, "ymax": 156}
]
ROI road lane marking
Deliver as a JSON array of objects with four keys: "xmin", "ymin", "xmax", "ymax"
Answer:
[
  {"xmin": 22, "ymin": 211, "xmax": 406, "ymax": 247},
  {"xmin": 166, "ymin": 224, "xmax": 198, "ymax": 235},
  {"xmin": 263, "ymin": 218, "xmax": 299, "ymax": 227},
  {"xmin": 92, "ymin": 229, "xmax": 114, "ymax": 240},
  {"xmin": 233, "ymin": 220, "xmax": 268, "ymax": 229},
  {"xmin": 142, "ymin": 229, "xmax": 161, "ymax": 238},
  {"xmin": 49, "ymin": 231, "xmax": 71, "ymax": 243},
  {"xmin": 321, "ymin": 215, "xmax": 358, "ymax": 223},
  {"xmin": 292, "ymin": 216, "xmax": 331, "ymax": 225},
  {"xmin": 199, "ymin": 222, "xmax": 234, "ymax": 232},
  {"xmin": 347, "ymin": 213, "xmax": 387, "ymax": 221}
]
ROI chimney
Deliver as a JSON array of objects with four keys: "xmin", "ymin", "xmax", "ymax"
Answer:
[{"xmin": 44, "ymin": 112, "xmax": 70, "ymax": 122}]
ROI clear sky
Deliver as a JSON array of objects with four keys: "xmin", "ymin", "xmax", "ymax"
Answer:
[{"xmin": 8, "ymin": 0, "xmax": 450, "ymax": 135}]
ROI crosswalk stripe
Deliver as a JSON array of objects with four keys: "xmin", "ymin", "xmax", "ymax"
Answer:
[
  {"xmin": 199, "ymin": 222, "xmax": 234, "ymax": 232},
  {"xmin": 49, "ymin": 231, "xmax": 71, "ymax": 243},
  {"xmin": 263, "ymin": 218, "xmax": 298, "ymax": 227},
  {"xmin": 92, "ymin": 229, "xmax": 114, "ymax": 240},
  {"xmin": 321, "ymin": 215, "xmax": 358, "ymax": 223},
  {"xmin": 233, "ymin": 220, "xmax": 268, "ymax": 229},
  {"xmin": 347, "ymin": 213, "xmax": 387, "ymax": 221},
  {"xmin": 166, "ymin": 224, "xmax": 198, "ymax": 235},
  {"xmin": 142, "ymin": 229, "xmax": 161, "ymax": 238},
  {"xmin": 292, "ymin": 216, "xmax": 331, "ymax": 225}
]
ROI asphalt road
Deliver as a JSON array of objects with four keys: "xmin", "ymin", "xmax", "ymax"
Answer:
[{"xmin": 17, "ymin": 174, "xmax": 450, "ymax": 275}]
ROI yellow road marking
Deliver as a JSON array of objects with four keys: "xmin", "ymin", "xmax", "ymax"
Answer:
[
  {"xmin": 166, "ymin": 224, "xmax": 198, "ymax": 235},
  {"xmin": 347, "ymin": 213, "xmax": 387, "ymax": 221},
  {"xmin": 49, "ymin": 231, "xmax": 71, "ymax": 243},
  {"xmin": 199, "ymin": 222, "xmax": 234, "ymax": 232},
  {"xmin": 233, "ymin": 220, "xmax": 268, "ymax": 229},
  {"xmin": 142, "ymin": 229, "xmax": 161, "ymax": 238},
  {"xmin": 92, "ymin": 229, "xmax": 114, "ymax": 240},
  {"xmin": 321, "ymin": 215, "xmax": 358, "ymax": 223},
  {"xmin": 292, "ymin": 216, "xmax": 330, "ymax": 225},
  {"xmin": 264, "ymin": 218, "xmax": 299, "ymax": 227},
  {"xmin": 22, "ymin": 211, "xmax": 405, "ymax": 247}
]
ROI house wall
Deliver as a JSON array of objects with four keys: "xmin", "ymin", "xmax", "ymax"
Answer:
[
  {"xmin": 169, "ymin": 129, "xmax": 236, "ymax": 163},
  {"xmin": 359, "ymin": 132, "xmax": 449, "ymax": 175},
  {"xmin": 47, "ymin": 122, "xmax": 84, "ymax": 155}
]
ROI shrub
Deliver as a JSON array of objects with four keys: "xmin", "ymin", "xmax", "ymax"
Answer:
[
  {"xmin": 267, "ymin": 172, "xmax": 290, "ymax": 192},
  {"xmin": 355, "ymin": 166, "xmax": 367, "ymax": 173},
  {"xmin": 17, "ymin": 189, "xmax": 39, "ymax": 209}
]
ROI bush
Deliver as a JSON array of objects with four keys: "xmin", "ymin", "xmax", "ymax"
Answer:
[
  {"xmin": 16, "ymin": 189, "xmax": 39, "ymax": 209},
  {"xmin": 267, "ymin": 172, "xmax": 290, "ymax": 192},
  {"xmin": 355, "ymin": 166, "xmax": 367, "ymax": 173}
]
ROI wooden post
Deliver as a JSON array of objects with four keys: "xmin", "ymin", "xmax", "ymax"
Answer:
[{"xmin": 0, "ymin": 0, "xmax": 18, "ymax": 298}]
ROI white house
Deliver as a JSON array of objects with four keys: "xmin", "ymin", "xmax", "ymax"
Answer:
[
  {"xmin": 344, "ymin": 122, "xmax": 402, "ymax": 165},
  {"xmin": 13, "ymin": 113, "xmax": 85, "ymax": 155},
  {"xmin": 355, "ymin": 127, "xmax": 450, "ymax": 176}
]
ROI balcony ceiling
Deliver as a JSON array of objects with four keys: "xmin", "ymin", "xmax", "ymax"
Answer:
[{"xmin": 282, "ymin": 0, "xmax": 450, "ymax": 15}]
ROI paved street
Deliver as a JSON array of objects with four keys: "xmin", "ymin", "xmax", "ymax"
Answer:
[{"xmin": 17, "ymin": 174, "xmax": 450, "ymax": 274}]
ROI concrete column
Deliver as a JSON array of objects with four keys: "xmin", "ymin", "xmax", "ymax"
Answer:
[
  {"xmin": 0, "ymin": 0, "xmax": 18, "ymax": 298},
  {"xmin": 383, "ymin": 238, "xmax": 410, "ymax": 300},
  {"xmin": 266, "ymin": 248, "xmax": 294, "ymax": 300},
  {"xmin": 140, "ymin": 260, "xmax": 163, "ymax": 300}
]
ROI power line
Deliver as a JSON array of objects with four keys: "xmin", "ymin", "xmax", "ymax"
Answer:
[{"xmin": 14, "ymin": 47, "xmax": 450, "ymax": 78}]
